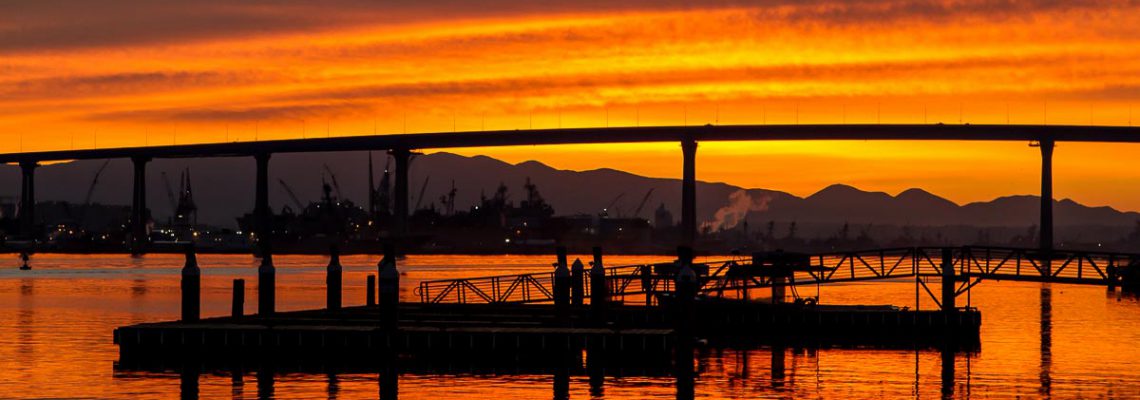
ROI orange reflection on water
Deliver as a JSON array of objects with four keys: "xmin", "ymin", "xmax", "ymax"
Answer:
[{"xmin": 1, "ymin": 253, "xmax": 1139, "ymax": 398}]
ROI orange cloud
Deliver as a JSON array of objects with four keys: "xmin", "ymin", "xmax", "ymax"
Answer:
[{"xmin": 2, "ymin": 1, "xmax": 1140, "ymax": 210}]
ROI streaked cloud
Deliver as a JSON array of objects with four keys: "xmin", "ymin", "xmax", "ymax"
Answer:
[{"xmin": 2, "ymin": 0, "xmax": 1140, "ymax": 209}]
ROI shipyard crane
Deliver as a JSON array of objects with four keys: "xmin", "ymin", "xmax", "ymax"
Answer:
[
  {"xmin": 439, "ymin": 180, "xmax": 457, "ymax": 215},
  {"xmin": 414, "ymin": 176, "xmax": 431, "ymax": 211},
  {"xmin": 633, "ymin": 188, "xmax": 655, "ymax": 218},
  {"xmin": 160, "ymin": 172, "xmax": 178, "ymax": 212},
  {"xmin": 78, "ymin": 160, "xmax": 112, "ymax": 226},
  {"xmin": 277, "ymin": 179, "xmax": 306, "ymax": 211},
  {"xmin": 322, "ymin": 164, "xmax": 344, "ymax": 201},
  {"xmin": 603, "ymin": 192, "xmax": 625, "ymax": 217}
]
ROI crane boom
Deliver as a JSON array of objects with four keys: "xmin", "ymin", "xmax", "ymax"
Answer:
[
  {"xmin": 414, "ymin": 176, "xmax": 430, "ymax": 210},
  {"xmin": 603, "ymin": 192, "xmax": 625, "ymax": 217},
  {"xmin": 277, "ymin": 179, "xmax": 305, "ymax": 210},
  {"xmin": 633, "ymin": 188, "xmax": 655, "ymax": 218},
  {"xmin": 322, "ymin": 164, "xmax": 344, "ymax": 200},
  {"xmin": 160, "ymin": 171, "xmax": 178, "ymax": 211},
  {"xmin": 78, "ymin": 160, "xmax": 112, "ymax": 225}
]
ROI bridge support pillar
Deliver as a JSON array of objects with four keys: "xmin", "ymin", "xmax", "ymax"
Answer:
[
  {"xmin": 680, "ymin": 137, "xmax": 698, "ymax": 248},
  {"xmin": 18, "ymin": 161, "xmax": 37, "ymax": 238},
  {"xmin": 379, "ymin": 243, "xmax": 400, "ymax": 329},
  {"xmin": 1039, "ymin": 138, "xmax": 1055, "ymax": 275},
  {"xmin": 181, "ymin": 245, "xmax": 200, "ymax": 322},
  {"xmin": 590, "ymin": 247, "xmax": 609, "ymax": 317},
  {"xmin": 327, "ymin": 246, "xmax": 342, "ymax": 310},
  {"xmin": 941, "ymin": 248, "xmax": 956, "ymax": 313},
  {"xmin": 130, "ymin": 156, "xmax": 150, "ymax": 255},
  {"xmin": 253, "ymin": 153, "xmax": 271, "ymax": 253},
  {"xmin": 390, "ymin": 148, "xmax": 411, "ymax": 237}
]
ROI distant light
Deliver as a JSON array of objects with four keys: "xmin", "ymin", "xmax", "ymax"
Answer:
[{"xmin": 505, "ymin": 238, "xmax": 511, "ymax": 243}]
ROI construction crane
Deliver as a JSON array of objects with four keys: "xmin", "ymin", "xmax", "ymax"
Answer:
[
  {"xmin": 439, "ymin": 180, "xmax": 457, "ymax": 215},
  {"xmin": 602, "ymin": 192, "xmax": 625, "ymax": 217},
  {"xmin": 633, "ymin": 188, "xmax": 655, "ymax": 218},
  {"xmin": 161, "ymin": 171, "xmax": 178, "ymax": 212},
  {"xmin": 278, "ymin": 179, "xmax": 305, "ymax": 211},
  {"xmin": 414, "ymin": 176, "xmax": 431, "ymax": 211},
  {"xmin": 78, "ymin": 160, "xmax": 112, "ymax": 226},
  {"xmin": 322, "ymin": 164, "xmax": 344, "ymax": 201}
]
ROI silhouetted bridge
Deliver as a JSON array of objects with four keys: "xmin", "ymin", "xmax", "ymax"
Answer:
[
  {"xmin": 416, "ymin": 246, "xmax": 1139, "ymax": 306},
  {"xmin": 5, "ymin": 123, "xmax": 1140, "ymax": 259}
]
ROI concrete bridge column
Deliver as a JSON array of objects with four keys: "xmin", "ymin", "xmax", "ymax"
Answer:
[
  {"xmin": 390, "ymin": 148, "xmax": 411, "ymax": 237},
  {"xmin": 18, "ymin": 161, "xmax": 37, "ymax": 238},
  {"xmin": 253, "ymin": 153, "xmax": 271, "ymax": 252},
  {"xmin": 130, "ymin": 156, "xmax": 150, "ymax": 255},
  {"xmin": 680, "ymin": 136, "xmax": 697, "ymax": 247},
  {"xmin": 1039, "ymin": 138, "xmax": 1055, "ymax": 276}
]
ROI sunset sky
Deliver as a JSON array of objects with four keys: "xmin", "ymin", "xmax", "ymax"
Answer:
[{"xmin": 3, "ymin": 1, "xmax": 1140, "ymax": 209}]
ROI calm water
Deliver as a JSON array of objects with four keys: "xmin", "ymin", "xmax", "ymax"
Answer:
[{"xmin": 2, "ymin": 253, "xmax": 1140, "ymax": 399}]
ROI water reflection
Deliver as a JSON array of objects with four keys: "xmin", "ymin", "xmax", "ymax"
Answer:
[
  {"xmin": 10, "ymin": 254, "xmax": 1140, "ymax": 398},
  {"xmin": 1040, "ymin": 284, "xmax": 1053, "ymax": 398},
  {"xmin": 257, "ymin": 368, "xmax": 274, "ymax": 400},
  {"xmin": 18, "ymin": 278, "xmax": 34, "ymax": 358},
  {"xmin": 180, "ymin": 367, "xmax": 199, "ymax": 400},
  {"xmin": 326, "ymin": 372, "xmax": 339, "ymax": 400}
]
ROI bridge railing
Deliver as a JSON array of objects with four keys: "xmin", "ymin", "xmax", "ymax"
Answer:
[
  {"xmin": 946, "ymin": 246, "xmax": 1140, "ymax": 285},
  {"xmin": 415, "ymin": 246, "xmax": 1140, "ymax": 304}
]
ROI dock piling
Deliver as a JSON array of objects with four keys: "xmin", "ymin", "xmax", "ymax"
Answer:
[
  {"xmin": 180, "ymin": 245, "xmax": 200, "ymax": 322},
  {"xmin": 553, "ymin": 247, "xmax": 570, "ymax": 319},
  {"xmin": 379, "ymin": 243, "xmax": 400, "ymax": 329},
  {"xmin": 675, "ymin": 246, "xmax": 697, "ymax": 333},
  {"xmin": 258, "ymin": 252, "xmax": 275, "ymax": 316},
  {"xmin": 571, "ymin": 258, "xmax": 585, "ymax": 306},
  {"xmin": 941, "ymin": 248, "xmax": 956, "ymax": 312},
  {"xmin": 327, "ymin": 246, "xmax": 342, "ymax": 310},
  {"xmin": 367, "ymin": 275, "xmax": 377, "ymax": 306},
  {"xmin": 232, "ymin": 279, "xmax": 245, "ymax": 318},
  {"xmin": 590, "ymin": 247, "xmax": 608, "ymax": 314}
]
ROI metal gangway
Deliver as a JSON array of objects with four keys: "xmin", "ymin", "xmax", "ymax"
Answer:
[{"xmin": 415, "ymin": 246, "xmax": 1140, "ymax": 305}]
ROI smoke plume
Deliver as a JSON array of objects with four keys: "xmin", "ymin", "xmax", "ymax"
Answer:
[{"xmin": 703, "ymin": 190, "xmax": 770, "ymax": 232}]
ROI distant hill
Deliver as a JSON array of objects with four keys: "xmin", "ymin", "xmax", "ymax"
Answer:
[{"xmin": 0, "ymin": 152, "xmax": 1135, "ymax": 242}]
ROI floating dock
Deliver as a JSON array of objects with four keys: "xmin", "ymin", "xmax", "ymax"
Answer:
[{"xmin": 115, "ymin": 301, "xmax": 979, "ymax": 367}]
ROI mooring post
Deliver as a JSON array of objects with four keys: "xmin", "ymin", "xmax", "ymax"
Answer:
[
  {"xmin": 571, "ymin": 258, "xmax": 585, "ymax": 306},
  {"xmin": 554, "ymin": 246, "xmax": 571, "ymax": 321},
  {"xmin": 130, "ymin": 156, "xmax": 150, "ymax": 255},
  {"xmin": 180, "ymin": 245, "xmax": 200, "ymax": 322},
  {"xmin": 589, "ymin": 247, "xmax": 608, "ymax": 312},
  {"xmin": 258, "ymin": 251, "xmax": 275, "ymax": 316},
  {"xmin": 772, "ymin": 254, "xmax": 787, "ymax": 305},
  {"xmin": 1107, "ymin": 262, "xmax": 1118, "ymax": 292},
  {"xmin": 379, "ymin": 243, "xmax": 400, "ymax": 329},
  {"xmin": 327, "ymin": 246, "xmax": 342, "ymax": 310},
  {"xmin": 367, "ymin": 275, "xmax": 377, "ymax": 306},
  {"xmin": 232, "ymin": 279, "xmax": 245, "ymax": 318},
  {"xmin": 18, "ymin": 161, "xmax": 37, "ymax": 238},
  {"xmin": 680, "ymin": 136, "xmax": 698, "ymax": 248},
  {"xmin": 941, "ymin": 248, "xmax": 956, "ymax": 313},
  {"xmin": 675, "ymin": 246, "xmax": 697, "ymax": 333}
]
